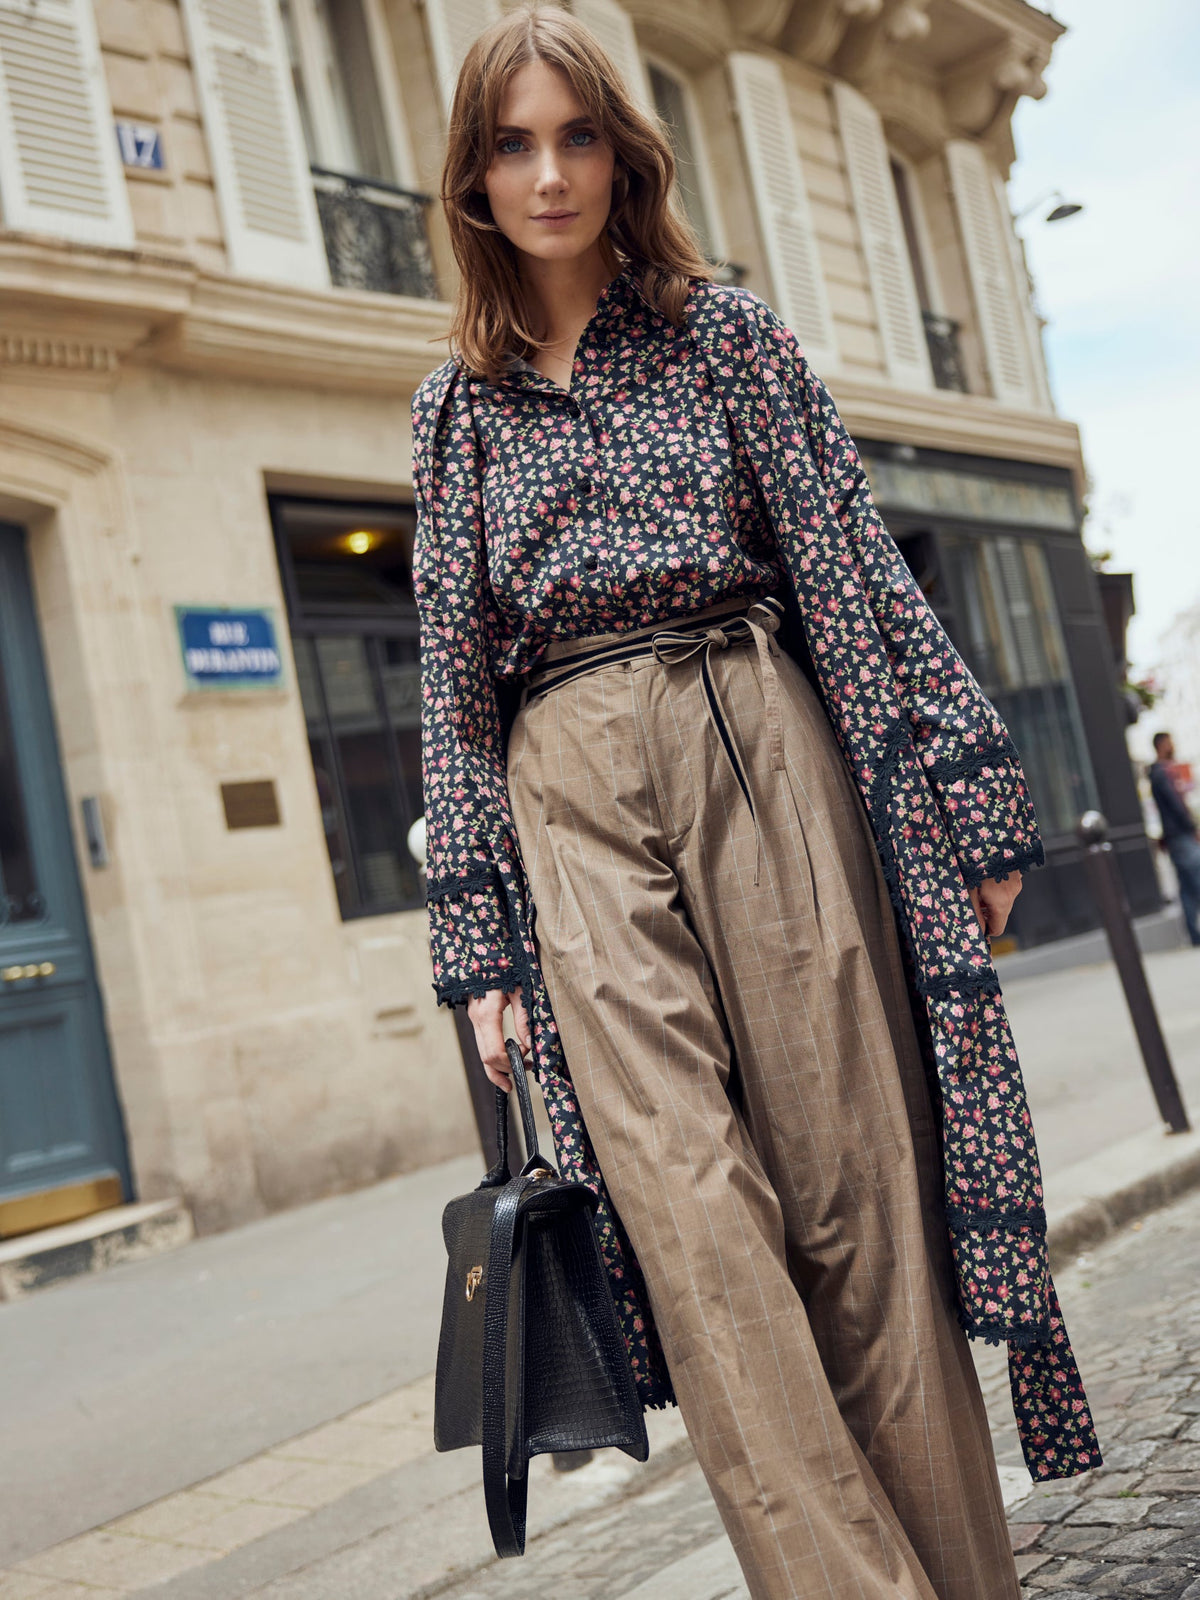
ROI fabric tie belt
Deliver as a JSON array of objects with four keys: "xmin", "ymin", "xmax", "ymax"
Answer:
[{"xmin": 520, "ymin": 594, "xmax": 787, "ymax": 886}]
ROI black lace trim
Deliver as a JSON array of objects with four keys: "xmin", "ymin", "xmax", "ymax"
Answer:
[
  {"xmin": 425, "ymin": 866, "xmax": 501, "ymax": 904},
  {"xmin": 922, "ymin": 737, "xmax": 1019, "ymax": 785},
  {"xmin": 433, "ymin": 956, "xmax": 530, "ymax": 1009},
  {"xmin": 945, "ymin": 1202, "xmax": 1048, "ymax": 1235},
  {"xmin": 956, "ymin": 1307, "xmax": 1049, "ymax": 1350},
  {"xmin": 960, "ymin": 843, "xmax": 1046, "ymax": 890}
]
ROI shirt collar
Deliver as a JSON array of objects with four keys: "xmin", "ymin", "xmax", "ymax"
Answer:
[{"xmin": 495, "ymin": 261, "xmax": 649, "ymax": 387}]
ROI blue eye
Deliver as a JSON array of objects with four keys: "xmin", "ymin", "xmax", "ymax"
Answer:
[{"xmin": 495, "ymin": 129, "xmax": 598, "ymax": 156}]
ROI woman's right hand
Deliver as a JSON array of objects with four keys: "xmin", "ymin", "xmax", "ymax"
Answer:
[{"xmin": 466, "ymin": 984, "xmax": 533, "ymax": 1091}]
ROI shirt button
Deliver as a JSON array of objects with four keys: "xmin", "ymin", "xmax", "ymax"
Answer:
[
  {"xmin": 584, "ymin": 554, "xmax": 598, "ymax": 571},
  {"xmin": 575, "ymin": 475, "xmax": 593, "ymax": 497}
]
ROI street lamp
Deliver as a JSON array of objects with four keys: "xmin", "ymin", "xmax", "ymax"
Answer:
[{"xmin": 1014, "ymin": 187, "xmax": 1084, "ymax": 224}]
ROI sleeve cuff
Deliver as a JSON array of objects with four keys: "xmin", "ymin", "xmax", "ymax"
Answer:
[
  {"xmin": 425, "ymin": 867, "xmax": 525, "ymax": 1008},
  {"xmin": 925, "ymin": 747, "xmax": 1045, "ymax": 888}
]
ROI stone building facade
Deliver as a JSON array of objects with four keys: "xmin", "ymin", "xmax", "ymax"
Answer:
[{"xmin": 0, "ymin": 0, "xmax": 1149, "ymax": 1241}]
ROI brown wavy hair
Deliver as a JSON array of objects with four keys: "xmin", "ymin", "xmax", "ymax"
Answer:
[{"xmin": 437, "ymin": 1, "xmax": 715, "ymax": 384}]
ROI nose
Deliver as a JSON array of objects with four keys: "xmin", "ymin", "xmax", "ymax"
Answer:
[{"xmin": 535, "ymin": 150, "xmax": 568, "ymax": 192}]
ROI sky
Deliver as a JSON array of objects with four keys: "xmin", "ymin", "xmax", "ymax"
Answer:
[{"xmin": 1008, "ymin": 0, "xmax": 1200, "ymax": 677}]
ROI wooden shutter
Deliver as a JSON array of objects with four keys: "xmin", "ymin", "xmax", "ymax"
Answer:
[
  {"xmin": 570, "ymin": 0, "xmax": 652, "ymax": 114},
  {"xmin": 945, "ymin": 138, "xmax": 1037, "ymax": 408},
  {"xmin": 179, "ymin": 0, "xmax": 329, "ymax": 288},
  {"xmin": 832, "ymin": 82, "xmax": 931, "ymax": 390},
  {"xmin": 992, "ymin": 172, "xmax": 1054, "ymax": 412},
  {"xmin": 728, "ymin": 51, "xmax": 837, "ymax": 370},
  {"xmin": 0, "ymin": 0, "xmax": 132, "ymax": 247},
  {"xmin": 424, "ymin": 0, "xmax": 502, "ymax": 118}
]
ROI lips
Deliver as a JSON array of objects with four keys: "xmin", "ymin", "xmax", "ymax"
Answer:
[{"xmin": 533, "ymin": 211, "xmax": 578, "ymax": 219}]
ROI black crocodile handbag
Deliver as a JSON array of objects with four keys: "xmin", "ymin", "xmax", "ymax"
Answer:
[{"xmin": 434, "ymin": 1037, "xmax": 649, "ymax": 1556}]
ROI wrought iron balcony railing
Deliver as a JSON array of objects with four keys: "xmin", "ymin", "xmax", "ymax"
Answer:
[
  {"xmin": 311, "ymin": 167, "xmax": 439, "ymax": 300},
  {"xmin": 922, "ymin": 311, "xmax": 969, "ymax": 393}
]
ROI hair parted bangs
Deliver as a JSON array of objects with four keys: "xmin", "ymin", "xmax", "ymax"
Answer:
[{"xmin": 436, "ymin": 1, "xmax": 715, "ymax": 384}]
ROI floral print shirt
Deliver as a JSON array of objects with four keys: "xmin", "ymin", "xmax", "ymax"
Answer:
[{"xmin": 468, "ymin": 263, "xmax": 786, "ymax": 677}]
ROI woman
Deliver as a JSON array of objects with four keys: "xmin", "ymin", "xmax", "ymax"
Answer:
[{"xmin": 412, "ymin": 6, "xmax": 1100, "ymax": 1596}]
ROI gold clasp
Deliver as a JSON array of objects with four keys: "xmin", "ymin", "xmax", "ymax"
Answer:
[{"xmin": 465, "ymin": 1264, "xmax": 483, "ymax": 1301}]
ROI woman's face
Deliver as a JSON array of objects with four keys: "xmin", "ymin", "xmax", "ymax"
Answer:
[{"xmin": 481, "ymin": 58, "xmax": 616, "ymax": 268}]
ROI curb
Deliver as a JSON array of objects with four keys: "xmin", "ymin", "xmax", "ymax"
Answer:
[
  {"xmin": 1044, "ymin": 1125, "xmax": 1200, "ymax": 1267},
  {"xmin": 0, "ymin": 1199, "xmax": 194, "ymax": 1300}
]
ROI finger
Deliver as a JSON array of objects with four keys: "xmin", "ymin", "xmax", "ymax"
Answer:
[
  {"xmin": 468, "ymin": 998, "xmax": 514, "ymax": 1093},
  {"xmin": 509, "ymin": 985, "xmax": 533, "ymax": 1054},
  {"xmin": 968, "ymin": 887, "xmax": 986, "ymax": 934}
]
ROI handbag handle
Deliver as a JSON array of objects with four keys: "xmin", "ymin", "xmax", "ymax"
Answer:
[
  {"xmin": 480, "ymin": 1040, "xmax": 559, "ymax": 1556},
  {"xmin": 480, "ymin": 1038, "xmax": 547, "ymax": 1190},
  {"xmin": 497, "ymin": 1037, "xmax": 546, "ymax": 1176}
]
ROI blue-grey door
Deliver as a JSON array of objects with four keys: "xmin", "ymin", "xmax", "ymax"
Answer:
[{"xmin": 0, "ymin": 523, "xmax": 131, "ymax": 1224}]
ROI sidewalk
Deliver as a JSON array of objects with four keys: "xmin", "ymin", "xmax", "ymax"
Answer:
[{"xmin": 1, "ymin": 945, "xmax": 1197, "ymax": 1596}]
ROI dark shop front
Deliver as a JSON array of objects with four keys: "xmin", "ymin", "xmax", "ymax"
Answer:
[{"xmin": 861, "ymin": 441, "xmax": 1160, "ymax": 950}]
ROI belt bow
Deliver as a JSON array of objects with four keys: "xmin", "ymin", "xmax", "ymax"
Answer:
[{"xmin": 650, "ymin": 599, "xmax": 785, "ymax": 886}]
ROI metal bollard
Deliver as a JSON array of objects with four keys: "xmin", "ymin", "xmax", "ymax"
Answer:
[{"xmin": 1076, "ymin": 810, "xmax": 1191, "ymax": 1134}]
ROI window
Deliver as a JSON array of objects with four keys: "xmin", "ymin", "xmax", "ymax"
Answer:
[
  {"xmin": 276, "ymin": 0, "xmax": 438, "ymax": 298},
  {"xmin": 279, "ymin": 0, "xmax": 396, "ymax": 183},
  {"xmin": 889, "ymin": 157, "xmax": 933, "ymax": 314},
  {"xmin": 270, "ymin": 495, "xmax": 425, "ymax": 918},
  {"xmin": 940, "ymin": 533, "xmax": 1099, "ymax": 837},
  {"xmin": 646, "ymin": 60, "xmax": 719, "ymax": 262}
]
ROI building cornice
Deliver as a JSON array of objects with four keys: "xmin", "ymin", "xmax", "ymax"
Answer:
[
  {"xmin": 0, "ymin": 236, "xmax": 452, "ymax": 395},
  {"xmin": 0, "ymin": 237, "xmax": 1085, "ymax": 495},
  {"xmin": 828, "ymin": 374, "xmax": 1087, "ymax": 499}
]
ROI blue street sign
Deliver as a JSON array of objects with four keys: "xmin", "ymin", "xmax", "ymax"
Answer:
[{"xmin": 175, "ymin": 607, "xmax": 284, "ymax": 691}]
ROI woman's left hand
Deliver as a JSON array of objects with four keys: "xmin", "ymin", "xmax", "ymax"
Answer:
[{"xmin": 969, "ymin": 872, "xmax": 1022, "ymax": 939}]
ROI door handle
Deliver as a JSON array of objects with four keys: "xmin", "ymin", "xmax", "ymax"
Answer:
[{"xmin": 1, "ymin": 962, "xmax": 56, "ymax": 981}]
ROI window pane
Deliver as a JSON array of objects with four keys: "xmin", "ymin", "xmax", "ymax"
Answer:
[
  {"xmin": 647, "ymin": 63, "xmax": 714, "ymax": 258},
  {"xmin": 293, "ymin": 636, "xmax": 357, "ymax": 917},
  {"xmin": 315, "ymin": 0, "xmax": 395, "ymax": 183},
  {"xmin": 378, "ymin": 635, "xmax": 423, "ymax": 830},
  {"xmin": 275, "ymin": 498, "xmax": 416, "ymax": 618},
  {"xmin": 0, "ymin": 639, "xmax": 44, "ymax": 927},
  {"xmin": 943, "ymin": 534, "xmax": 1098, "ymax": 836}
]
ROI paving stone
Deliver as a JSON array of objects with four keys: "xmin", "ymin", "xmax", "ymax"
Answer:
[
  {"xmin": 1101, "ymin": 1526, "xmax": 1187, "ymax": 1558},
  {"xmin": 1014, "ymin": 1551, "xmax": 1054, "ymax": 1579},
  {"xmin": 1134, "ymin": 1377, "xmax": 1197, "ymax": 1401},
  {"xmin": 1084, "ymin": 1565, "xmax": 1199, "ymax": 1597},
  {"xmin": 1097, "ymin": 1441, "xmax": 1161, "ymax": 1471},
  {"xmin": 1008, "ymin": 1522, "xmax": 1048, "ymax": 1552},
  {"xmin": 1039, "ymin": 1523, "xmax": 1112, "ymax": 1554},
  {"xmin": 1125, "ymin": 1415, "xmax": 1189, "ymax": 1441},
  {"xmin": 1083, "ymin": 1471, "xmax": 1145, "ymax": 1495},
  {"xmin": 1144, "ymin": 1473, "xmax": 1200, "ymax": 1494},
  {"xmin": 1147, "ymin": 1498, "xmax": 1200, "ymax": 1527},
  {"xmin": 1064, "ymin": 1495, "xmax": 1162, "ymax": 1526}
]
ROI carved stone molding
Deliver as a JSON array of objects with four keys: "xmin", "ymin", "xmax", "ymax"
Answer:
[
  {"xmin": 0, "ymin": 236, "xmax": 454, "ymax": 395},
  {"xmin": 944, "ymin": 40, "xmax": 1051, "ymax": 138}
]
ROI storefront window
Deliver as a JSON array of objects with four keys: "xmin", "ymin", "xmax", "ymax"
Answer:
[
  {"xmin": 270, "ymin": 496, "xmax": 424, "ymax": 918},
  {"xmin": 941, "ymin": 532, "xmax": 1099, "ymax": 837}
]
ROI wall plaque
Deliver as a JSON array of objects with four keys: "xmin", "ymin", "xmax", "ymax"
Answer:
[{"xmin": 221, "ymin": 780, "xmax": 281, "ymax": 830}]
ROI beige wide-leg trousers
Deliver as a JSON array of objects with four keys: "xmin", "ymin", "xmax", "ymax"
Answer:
[{"xmin": 505, "ymin": 595, "xmax": 1021, "ymax": 1600}]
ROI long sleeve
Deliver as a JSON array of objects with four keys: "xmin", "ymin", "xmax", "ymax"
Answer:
[
  {"xmin": 750, "ymin": 298, "xmax": 1044, "ymax": 888},
  {"xmin": 411, "ymin": 373, "xmax": 527, "ymax": 1007}
]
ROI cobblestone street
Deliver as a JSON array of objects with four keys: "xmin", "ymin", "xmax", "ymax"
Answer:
[
  {"xmin": 433, "ymin": 1183, "xmax": 1200, "ymax": 1600},
  {"xmin": 999, "ymin": 1185, "xmax": 1200, "ymax": 1597}
]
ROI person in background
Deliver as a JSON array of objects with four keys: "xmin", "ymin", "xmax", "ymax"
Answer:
[{"xmin": 1149, "ymin": 731, "xmax": 1200, "ymax": 947}]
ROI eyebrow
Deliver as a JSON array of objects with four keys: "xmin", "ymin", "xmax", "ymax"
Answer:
[{"xmin": 494, "ymin": 115, "xmax": 597, "ymax": 135}]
